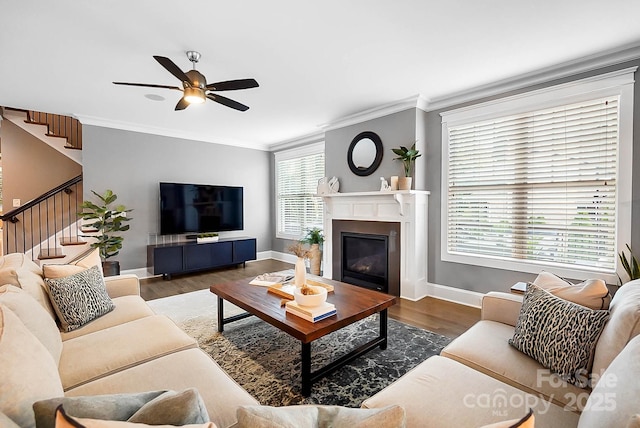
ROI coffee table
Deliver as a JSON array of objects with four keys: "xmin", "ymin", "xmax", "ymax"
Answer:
[{"xmin": 209, "ymin": 276, "xmax": 396, "ymax": 396}]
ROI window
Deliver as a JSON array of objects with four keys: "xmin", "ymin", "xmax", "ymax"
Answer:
[
  {"xmin": 441, "ymin": 68, "xmax": 635, "ymax": 282},
  {"xmin": 275, "ymin": 143, "xmax": 325, "ymax": 240}
]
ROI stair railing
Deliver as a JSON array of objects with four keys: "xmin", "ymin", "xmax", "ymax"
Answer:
[{"xmin": 1, "ymin": 174, "xmax": 83, "ymax": 260}]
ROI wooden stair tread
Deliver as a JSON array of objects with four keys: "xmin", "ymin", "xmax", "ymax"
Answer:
[
  {"xmin": 60, "ymin": 238, "xmax": 86, "ymax": 246},
  {"xmin": 38, "ymin": 248, "xmax": 66, "ymax": 260}
]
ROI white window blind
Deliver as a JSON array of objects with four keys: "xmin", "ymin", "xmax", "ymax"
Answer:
[
  {"xmin": 446, "ymin": 96, "xmax": 620, "ymax": 272},
  {"xmin": 275, "ymin": 145, "xmax": 325, "ymax": 239}
]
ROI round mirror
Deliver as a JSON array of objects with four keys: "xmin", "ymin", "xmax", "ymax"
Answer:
[{"xmin": 347, "ymin": 131, "xmax": 383, "ymax": 176}]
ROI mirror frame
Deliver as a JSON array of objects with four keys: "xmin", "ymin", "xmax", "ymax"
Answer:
[{"xmin": 347, "ymin": 131, "xmax": 383, "ymax": 177}]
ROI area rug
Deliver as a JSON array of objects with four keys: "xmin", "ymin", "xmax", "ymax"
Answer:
[{"xmin": 148, "ymin": 289, "xmax": 451, "ymax": 407}]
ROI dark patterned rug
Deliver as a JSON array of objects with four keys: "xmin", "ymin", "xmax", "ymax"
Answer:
[{"xmin": 178, "ymin": 312, "xmax": 451, "ymax": 407}]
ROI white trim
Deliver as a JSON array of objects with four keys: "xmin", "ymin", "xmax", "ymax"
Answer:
[
  {"xmin": 440, "ymin": 68, "xmax": 635, "ymax": 284},
  {"xmin": 428, "ymin": 42, "xmax": 640, "ymax": 111},
  {"xmin": 424, "ymin": 282, "xmax": 483, "ymax": 308},
  {"xmin": 273, "ymin": 141, "xmax": 325, "ymax": 161},
  {"xmin": 319, "ymin": 94, "xmax": 428, "ymax": 131},
  {"xmin": 76, "ymin": 114, "xmax": 271, "ymax": 151},
  {"xmin": 269, "ymin": 131, "xmax": 325, "ymax": 152},
  {"xmin": 268, "ymin": 250, "xmax": 298, "ymax": 264}
]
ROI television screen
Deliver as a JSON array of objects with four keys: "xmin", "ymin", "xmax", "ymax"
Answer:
[{"xmin": 160, "ymin": 182, "xmax": 244, "ymax": 235}]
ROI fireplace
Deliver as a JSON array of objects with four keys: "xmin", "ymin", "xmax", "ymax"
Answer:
[{"xmin": 332, "ymin": 220, "xmax": 400, "ymax": 296}]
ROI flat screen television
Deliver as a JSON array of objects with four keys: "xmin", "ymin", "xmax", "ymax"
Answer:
[{"xmin": 159, "ymin": 182, "xmax": 244, "ymax": 235}]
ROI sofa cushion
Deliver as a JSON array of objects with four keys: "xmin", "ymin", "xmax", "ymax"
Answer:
[
  {"xmin": 532, "ymin": 271, "xmax": 611, "ymax": 310},
  {"xmin": 362, "ymin": 355, "xmax": 579, "ymax": 428},
  {"xmin": 34, "ymin": 389, "xmax": 209, "ymax": 428},
  {"xmin": 65, "ymin": 348, "xmax": 259, "ymax": 428},
  {"xmin": 0, "ymin": 253, "xmax": 57, "ymax": 319},
  {"xmin": 591, "ymin": 280, "xmax": 640, "ymax": 380},
  {"xmin": 55, "ymin": 406, "xmax": 216, "ymax": 428},
  {"xmin": 509, "ymin": 284, "xmax": 609, "ymax": 387},
  {"xmin": 60, "ymin": 295, "xmax": 155, "ymax": 341},
  {"xmin": 59, "ymin": 315, "xmax": 197, "ymax": 390},
  {"xmin": 440, "ymin": 320, "xmax": 587, "ymax": 411},
  {"xmin": 45, "ymin": 265, "xmax": 115, "ymax": 332},
  {"xmin": 577, "ymin": 334, "xmax": 640, "ymax": 428},
  {"xmin": 0, "ymin": 304, "xmax": 64, "ymax": 428},
  {"xmin": 42, "ymin": 248, "xmax": 104, "ymax": 278},
  {"xmin": 235, "ymin": 405, "xmax": 405, "ymax": 428},
  {"xmin": 0, "ymin": 284, "xmax": 62, "ymax": 363},
  {"xmin": 479, "ymin": 409, "xmax": 534, "ymax": 427}
]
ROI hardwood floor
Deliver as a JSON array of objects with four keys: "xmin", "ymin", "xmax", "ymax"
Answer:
[{"xmin": 140, "ymin": 259, "xmax": 480, "ymax": 339}]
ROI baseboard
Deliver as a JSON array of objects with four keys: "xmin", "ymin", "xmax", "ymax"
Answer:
[
  {"xmin": 425, "ymin": 282, "xmax": 483, "ymax": 308},
  {"xmin": 266, "ymin": 250, "xmax": 298, "ymax": 264}
]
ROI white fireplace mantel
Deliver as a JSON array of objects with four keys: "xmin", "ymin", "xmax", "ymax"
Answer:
[{"xmin": 320, "ymin": 190, "xmax": 430, "ymax": 301}]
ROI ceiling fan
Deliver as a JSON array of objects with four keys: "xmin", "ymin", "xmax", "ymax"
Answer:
[{"xmin": 113, "ymin": 51, "xmax": 259, "ymax": 111}]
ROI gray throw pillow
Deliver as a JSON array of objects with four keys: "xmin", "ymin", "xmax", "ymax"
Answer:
[
  {"xmin": 236, "ymin": 404, "xmax": 405, "ymax": 428},
  {"xmin": 509, "ymin": 284, "xmax": 609, "ymax": 388},
  {"xmin": 34, "ymin": 389, "xmax": 209, "ymax": 428},
  {"xmin": 44, "ymin": 265, "xmax": 115, "ymax": 332}
]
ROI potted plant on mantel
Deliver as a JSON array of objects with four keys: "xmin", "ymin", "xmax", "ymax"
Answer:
[
  {"xmin": 392, "ymin": 143, "xmax": 421, "ymax": 190},
  {"xmin": 78, "ymin": 189, "xmax": 133, "ymax": 277},
  {"xmin": 301, "ymin": 227, "xmax": 324, "ymax": 275}
]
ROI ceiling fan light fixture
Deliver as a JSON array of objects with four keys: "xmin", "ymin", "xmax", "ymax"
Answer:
[{"xmin": 184, "ymin": 87, "xmax": 205, "ymax": 104}]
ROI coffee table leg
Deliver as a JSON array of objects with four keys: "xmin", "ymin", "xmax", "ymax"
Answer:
[
  {"xmin": 217, "ymin": 297, "xmax": 224, "ymax": 333},
  {"xmin": 380, "ymin": 309, "xmax": 388, "ymax": 350},
  {"xmin": 301, "ymin": 342, "xmax": 312, "ymax": 396}
]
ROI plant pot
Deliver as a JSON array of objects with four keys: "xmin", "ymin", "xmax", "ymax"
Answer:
[
  {"xmin": 398, "ymin": 177, "xmax": 413, "ymax": 190},
  {"xmin": 309, "ymin": 243, "xmax": 322, "ymax": 275},
  {"xmin": 102, "ymin": 260, "xmax": 120, "ymax": 277}
]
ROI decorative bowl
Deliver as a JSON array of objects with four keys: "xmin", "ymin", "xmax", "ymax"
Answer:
[{"xmin": 293, "ymin": 285, "xmax": 328, "ymax": 307}]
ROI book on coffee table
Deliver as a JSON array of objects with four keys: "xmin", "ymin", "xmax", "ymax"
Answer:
[
  {"xmin": 285, "ymin": 301, "xmax": 336, "ymax": 322},
  {"xmin": 249, "ymin": 271, "xmax": 294, "ymax": 287}
]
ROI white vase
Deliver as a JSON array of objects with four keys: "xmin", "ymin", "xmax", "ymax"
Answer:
[{"xmin": 294, "ymin": 257, "xmax": 307, "ymax": 287}]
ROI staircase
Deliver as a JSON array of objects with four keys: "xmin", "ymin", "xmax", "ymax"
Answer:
[
  {"xmin": 25, "ymin": 110, "xmax": 82, "ymax": 150},
  {"xmin": 0, "ymin": 175, "xmax": 86, "ymax": 261}
]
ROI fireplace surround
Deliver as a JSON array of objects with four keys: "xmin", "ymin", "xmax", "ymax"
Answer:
[{"xmin": 320, "ymin": 190, "xmax": 429, "ymax": 300}]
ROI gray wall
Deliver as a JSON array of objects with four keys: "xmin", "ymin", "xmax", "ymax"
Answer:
[
  {"xmin": 82, "ymin": 126, "xmax": 271, "ymax": 270},
  {"xmin": 1, "ymin": 120, "xmax": 82, "ymax": 207},
  {"xmin": 424, "ymin": 60, "xmax": 640, "ymax": 294}
]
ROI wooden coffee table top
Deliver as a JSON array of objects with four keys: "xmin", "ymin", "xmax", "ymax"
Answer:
[{"xmin": 210, "ymin": 275, "xmax": 396, "ymax": 343}]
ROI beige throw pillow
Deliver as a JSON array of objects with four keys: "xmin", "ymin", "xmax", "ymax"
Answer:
[
  {"xmin": 532, "ymin": 271, "xmax": 611, "ymax": 310},
  {"xmin": 236, "ymin": 404, "xmax": 405, "ymax": 428},
  {"xmin": 55, "ymin": 405, "xmax": 216, "ymax": 428},
  {"xmin": 43, "ymin": 248, "xmax": 104, "ymax": 279}
]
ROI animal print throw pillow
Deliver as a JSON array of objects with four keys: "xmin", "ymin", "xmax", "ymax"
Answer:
[
  {"xmin": 509, "ymin": 284, "xmax": 609, "ymax": 388},
  {"xmin": 45, "ymin": 265, "xmax": 115, "ymax": 332}
]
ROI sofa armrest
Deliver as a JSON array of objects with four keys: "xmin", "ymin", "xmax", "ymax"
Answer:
[
  {"xmin": 481, "ymin": 292, "xmax": 523, "ymax": 326},
  {"xmin": 103, "ymin": 274, "xmax": 140, "ymax": 298}
]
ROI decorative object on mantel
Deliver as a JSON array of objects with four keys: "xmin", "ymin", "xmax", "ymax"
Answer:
[
  {"xmin": 392, "ymin": 143, "xmax": 421, "ymax": 190},
  {"xmin": 390, "ymin": 176, "xmax": 399, "ymax": 190},
  {"xmin": 79, "ymin": 189, "xmax": 133, "ymax": 277},
  {"xmin": 347, "ymin": 131, "xmax": 383, "ymax": 176},
  {"xmin": 301, "ymin": 227, "xmax": 324, "ymax": 275},
  {"xmin": 380, "ymin": 177, "xmax": 391, "ymax": 192},
  {"xmin": 196, "ymin": 232, "xmax": 219, "ymax": 243},
  {"xmin": 288, "ymin": 242, "xmax": 310, "ymax": 287},
  {"xmin": 317, "ymin": 177, "xmax": 340, "ymax": 195},
  {"xmin": 619, "ymin": 243, "xmax": 640, "ymax": 285}
]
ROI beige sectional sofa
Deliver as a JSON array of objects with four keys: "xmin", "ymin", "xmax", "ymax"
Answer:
[
  {"xmin": 363, "ymin": 280, "xmax": 640, "ymax": 427},
  {"xmin": 0, "ymin": 253, "xmax": 258, "ymax": 428}
]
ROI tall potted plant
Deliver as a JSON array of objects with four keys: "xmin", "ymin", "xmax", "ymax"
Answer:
[
  {"xmin": 78, "ymin": 189, "xmax": 133, "ymax": 276},
  {"xmin": 392, "ymin": 143, "xmax": 421, "ymax": 190},
  {"xmin": 301, "ymin": 227, "xmax": 324, "ymax": 275}
]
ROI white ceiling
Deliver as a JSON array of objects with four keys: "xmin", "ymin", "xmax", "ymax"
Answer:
[{"xmin": 2, "ymin": 1, "xmax": 640, "ymax": 150}]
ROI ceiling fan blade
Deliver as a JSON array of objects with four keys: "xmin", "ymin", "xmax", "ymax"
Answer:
[
  {"xmin": 153, "ymin": 56, "xmax": 191, "ymax": 84},
  {"xmin": 113, "ymin": 82, "xmax": 182, "ymax": 90},
  {"xmin": 206, "ymin": 94, "xmax": 249, "ymax": 111},
  {"xmin": 175, "ymin": 98, "xmax": 189, "ymax": 111},
  {"xmin": 206, "ymin": 78, "xmax": 259, "ymax": 91}
]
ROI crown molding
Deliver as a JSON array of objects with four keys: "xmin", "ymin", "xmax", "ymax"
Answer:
[
  {"xmin": 268, "ymin": 130, "xmax": 325, "ymax": 152},
  {"xmin": 426, "ymin": 41, "xmax": 640, "ymax": 112},
  {"xmin": 75, "ymin": 115, "xmax": 271, "ymax": 151},
  {"xmin": 319, "ymin": 94, "xmax": 428, "ymax": 132}
]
